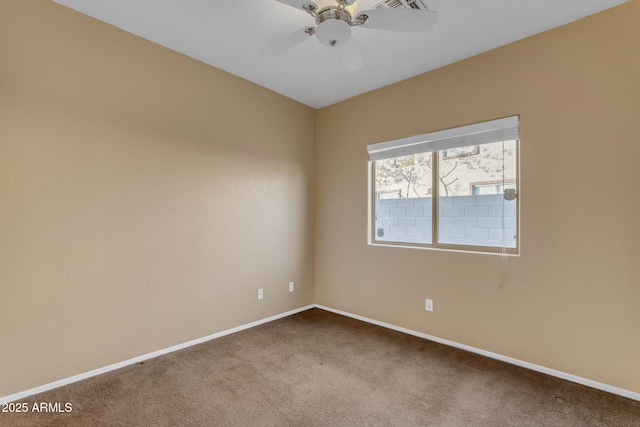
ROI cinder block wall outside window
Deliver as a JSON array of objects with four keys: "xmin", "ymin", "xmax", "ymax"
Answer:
[{"xmin": 374, "ymin": 195, "xmax": 517, "ymax": 246}]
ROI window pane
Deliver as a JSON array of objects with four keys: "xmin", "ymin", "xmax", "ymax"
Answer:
[
  {"xmin": 373, "ymin": 154, "xmax": 433, "ymax": 245},
  {"xmin": 438, "ymin": 140, "xmax": 517, "ymax": 248}
]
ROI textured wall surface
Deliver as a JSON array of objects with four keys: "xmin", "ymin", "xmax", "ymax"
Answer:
[
  {"xmin": 316, "ymin": 1, "xmax": 640, "ymax": 393},
  {"xmin": 0, "ymin": 1, "xmax": 316, "ymax": 397}
]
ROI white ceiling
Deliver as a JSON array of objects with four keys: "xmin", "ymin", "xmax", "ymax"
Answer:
[{"xmin": 52, "ymin": 0, "xmax": 624, "ymax": 108}]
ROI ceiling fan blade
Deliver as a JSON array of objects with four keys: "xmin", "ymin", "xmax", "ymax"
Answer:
[
  {"xmin": 273, "ymin": 0, "xmax": 318, "ymax": 12},
  {"xmin": 335, "ymin": 36, "xmax": 364, "ymax": 72},
  {"xmin": 263, "ymin": 27, "xmax": 314, "ymax": 56},
  {"xmin": 356, "ymin": 9, "xmax": 438, "ymax": 32}
]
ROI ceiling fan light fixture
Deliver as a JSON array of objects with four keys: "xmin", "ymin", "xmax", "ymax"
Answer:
[
  {"xmin": 269, "ymin": 0, "xmax": 439, "ymax": 71},
  {"xmin": 316, "ymin": 18, "xmax": 351, "ymax": 47}
]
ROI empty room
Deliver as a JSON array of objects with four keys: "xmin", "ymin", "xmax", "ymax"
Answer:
[{"xmin": 1, "ymin": 0, "xmax": 639, "ymax": 425}]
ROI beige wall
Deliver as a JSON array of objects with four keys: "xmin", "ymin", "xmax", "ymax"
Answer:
[
  {"xmin": 316, "ymin": 1, "xmax": 640, "ymax": 393},
  {"xmin": 0, "ymin": 1, "xmax": 316, "ymax": 397}
]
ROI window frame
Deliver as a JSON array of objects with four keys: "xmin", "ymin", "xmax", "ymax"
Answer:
[{"xmin": 367, "ymin": 117, "xmax": 520, "ymax": 256}]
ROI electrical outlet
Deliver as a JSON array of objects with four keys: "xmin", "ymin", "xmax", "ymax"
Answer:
[
  {"xmin": 289, "ymin": 282, "xmax": 294, "ymax": 292},
  {"xmin": 425, "ymin": 298, "xmax": 433, "ymax": 312},
  {"xmin": 257, "ymin": 289, "xmax": 264, "ymax": 300}
]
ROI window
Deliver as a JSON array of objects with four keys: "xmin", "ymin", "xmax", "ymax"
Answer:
[{"xmin": 367, "ymin": 116, "xmax": 519, "ymax": 254}]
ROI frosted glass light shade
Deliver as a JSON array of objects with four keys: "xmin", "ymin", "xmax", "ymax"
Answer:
[{"xmin": 316, "ymin": 18, "xmax": 351, "ymax": 47}]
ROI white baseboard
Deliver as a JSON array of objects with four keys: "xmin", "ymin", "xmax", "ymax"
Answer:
[
  {"xmin": 0, "ymin": 304, "xmax": 315, "ymax": 405},
  {"xmin": 314, "ymin": 304, "xmax": 640, "ymax": 402}
]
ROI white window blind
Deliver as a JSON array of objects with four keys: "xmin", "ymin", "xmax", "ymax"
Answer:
[{"xmin": 367, "ymin": 116, "xmax": 519, "ymax": 161}]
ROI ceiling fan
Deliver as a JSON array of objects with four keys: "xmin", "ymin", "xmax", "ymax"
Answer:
[{"xmin": 267, "ymin": 0, "xmax": 438, "ymax": 71}]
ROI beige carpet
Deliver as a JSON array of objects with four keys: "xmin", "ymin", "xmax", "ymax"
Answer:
[{"xmin": 1, "ymin": 308, "xmax": 638, "ymax": 426}]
